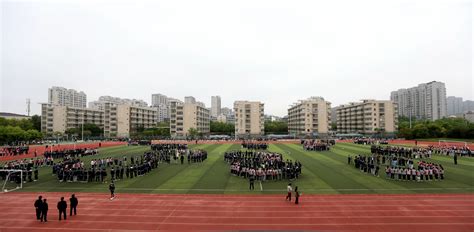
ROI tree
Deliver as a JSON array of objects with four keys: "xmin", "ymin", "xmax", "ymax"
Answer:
[
  {"xmin": 210, "ymin": 121, "xmax": 234, "ymax": 135},
  {"xmin": 188, "ymin": 128, "xmax": 199, "ymax": 138},
  {"xmin": 83, "ymin": 124, "xmax": 103, "ymax": 137},
  {"xmin": 264, "ymin": 121, "xmax": 288, "ymax": 134},
  {"xmin": 31, "ymin": 115, "xmax": 41, "ymax": 131}
]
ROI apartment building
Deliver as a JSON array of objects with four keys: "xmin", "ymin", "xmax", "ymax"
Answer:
[
  {"xmin": 48, "ymin": 86, "xmax": 87, "ymax": 108},
  {"xmin": 336, "ymin": 100, "xmax": 398, "ymax": 135},
  {"xmin": 234, "ymin": 101, "xmax": 264, "ymax": 137},
  {"xmin": 41, "ymin": 103, "xmax": 104, "ymax": 135},
  {"xmin": 211, "ymin": 96, "xmax": 221, "ymax": 117},
  {"xmin": 288, "ymin": 97, "xmax": 331, "ymax": 136},
  {"xmin": 103, "ymin": 103, "xmax": 157, "ymax": 137},
  {"xmin": 89, "ymin": 96, "xmax": 148, "ymax": 111},
  {"xmin": 169, "ymin": 99, "xmax": 210, "ymax": 137},
  {"xmin": 390, "ymin": 81, "xmax": 447, "ymax": 121}
]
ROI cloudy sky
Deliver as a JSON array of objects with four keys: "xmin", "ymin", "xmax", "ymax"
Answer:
[{"xmin": 1, "ymin": 0, "xmax": 472, "ymax": 116}]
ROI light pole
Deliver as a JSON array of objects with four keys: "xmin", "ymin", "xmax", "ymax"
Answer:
[{"xmin": 81, "ymin": 111, "xmax": 84, "ymax": 141}]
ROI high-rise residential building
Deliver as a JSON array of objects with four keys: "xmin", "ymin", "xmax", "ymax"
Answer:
[
  {"xmin": 463, "ymin": 100, "xmax": 474, "ymax": 112},
  {"xmin": 89, "ymin": 96, "xmax": 148, "ymax": 110},
  {"xmin": 220, "ymin": 107, "xmax": 235, "ymax": 124},
  {"xmin": 169, "ymin": 98, "xmax": 210, "ymax": 137},
  {"xmin": 151, "ymin": 94, "xmax": 169, "ymax": 106},
  {"xmin": 41, "ymin": 103, "xmax": 104, "ymax": 135},
  {"xmin": 288, "ymin": 97, "xmax": 331, "ymax": 136},
  {"xmin": 151, "ymin": 94, "xmax": 172, "ymax": 122},
  {"xmin": 41, "ymin": 102, "xmax": 157, "ymax": 138},
  {"xmin": 447, "ymin": 96, "xmax": 464, "ymax": 115},
  {"xmin": 48, "ymin": 86, "xmax": 87, "ymax": 108},
  {"xmin": 103, "ymin": 103, "xmax": 157, "ymax": 137},
  {"xmin": 390, "ymin": 81, "xmax": 447, "ymax": 121},
  {"xmin": 185, "ymin": 96, "xmax": 196, "ymax": 104},
  {"xmin": 330, "ymin": 106, "xmax": 340, "ymax": 127},
  {"xmin": 211, "ymin": 96, "xmax": 221, "ymax": 117},
  {"xmin": 336, "ymin": 100, "xmax": 398, "ymax": 135},
  {"xmin": 234, "ymin": 101, "xmax": 264, "ymax": 137}
]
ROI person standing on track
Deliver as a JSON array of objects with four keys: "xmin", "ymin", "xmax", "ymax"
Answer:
[
  {"xmin": 285, "ymin": 183, "xmax": 292, "ymax": 201},
  {"xmin": 57, "ymin": 197, "xmax": 67, "ymax": 220},
  {"xmin": 294, "ymin": 186, "xmax": 300, "ymax": 205},
  {"xmin": 109, "ymin": 181, "xmax": 116, "ymax": 200},
  {"xmin": 70, "ymin": 194, "xmax": 78, "ymax": 216},
  {"xmin": 40, "ymin": 199, "xmax": 48, "ymax": 222},
  {"xmin": 34, "ymin": 196, "xmax": 43, "ymax": 220}
]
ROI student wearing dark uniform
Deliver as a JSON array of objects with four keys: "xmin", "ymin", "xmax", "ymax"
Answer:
[
  {"xmin": 294, "ymin": 186, "xmax": 300, "ymax": 205},
  {"xmin": 180, "ymin": 154, "xmax": 184, "ymax": 164},
  {"xmin": 40, "ymin": 199, "xmax": 48, "ymax": 222},
  {"xmin": 34, "ymin": 196, "xmax": 43, "ymax": 220},
  {"xmin": 454, "ymin": 153, "xmax": 458, "ymax": 165},
  {"xmin": 249, "ymin": 175, "xmax": 255, "ymax": 190},
  {"xmin": 34, "ymin": 167, "xmax": 39, "ymax": 181},
  {"xmin": 57, "ymin": 197, "xmax": 67, "ymax": 220},
  {"xmin": 69, "ymin": 194, "xmax": 78, "ymax": 216},
  {"xmin": 109, "ymin": 181, "xmax": 116, "ymax": 200}
]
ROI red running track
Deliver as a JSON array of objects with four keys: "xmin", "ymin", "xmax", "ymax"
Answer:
[
  {"xmin": 0, "ymin": 192, "xmax": 472, "ymax": 231},
  {"xmin": 0, "ymin": 142, "xmax": 127, "ymax": 162}
]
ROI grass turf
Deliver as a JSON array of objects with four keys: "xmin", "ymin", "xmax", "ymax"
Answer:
[{"xmin": 7, "ymin": 143, "xmax": 474, "ymax": 194}]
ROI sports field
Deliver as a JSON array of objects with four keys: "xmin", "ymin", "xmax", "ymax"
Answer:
[{"xmin": 13, "ymin": 143, "xmax": 474, "ymax": 194}]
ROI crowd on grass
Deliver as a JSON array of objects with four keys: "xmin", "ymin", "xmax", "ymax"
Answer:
[
  {"xmin": 301, "ymin": 139, "xmax": 332, "ymax": 151},
  {"xmin": 224, "ymin": 150, "xmax": 302, "ymax": 181},
  {"xmin": 43, "ymin": 148, "xmax": 99, "ymax": 159},
  {"xmin": 152, "ymin": 144, "xmax": 207, "ymax": 164},
  {"xmin": 353, "ymin": 138, "xmax": 389, "ymax": 145},
  {"xmin": 53, "ymin": 151, "xmax": 159, "ymax": 183},
  {"xmin": 348, "ymin": 145, "xmax": 450, "ymax": 182},
  {"xmin": 0, "ymin": 146, "xmax": 30, "ymax": 156},
  {"xmin": 241, "ymin": 142, "xmax": 268, "ymax": 150},
  {"xmin": 1, "ymin": 158, "xmax": 40, "ymax": 183}
]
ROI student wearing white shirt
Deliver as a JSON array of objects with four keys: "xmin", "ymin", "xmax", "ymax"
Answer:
[{"xmin": 286, "ymin": 183, "xmax": 293, "ymax": 201}]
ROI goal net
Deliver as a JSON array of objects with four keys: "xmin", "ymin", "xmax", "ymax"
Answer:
[
  {"xmin": 0, "ymin": 169, "xmax": 23, "ymax": 193},
  {"xmin": 438, "ymin": 140, "xmax": 469, "ymax": 148}
]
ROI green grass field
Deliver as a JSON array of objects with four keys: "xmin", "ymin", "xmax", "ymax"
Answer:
[{"xmin": 11, "ymin": 143, "xmax": 474, "ymax": 194}]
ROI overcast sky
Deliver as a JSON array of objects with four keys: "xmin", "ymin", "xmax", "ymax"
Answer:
[{"xmin": 1, "ymin": 0, "xmax": 472, "ymax": 116}]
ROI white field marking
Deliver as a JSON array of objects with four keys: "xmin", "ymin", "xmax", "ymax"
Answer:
[{"xmin": 260, "ymin": 181, "xmax": 263, "ymax": 191}]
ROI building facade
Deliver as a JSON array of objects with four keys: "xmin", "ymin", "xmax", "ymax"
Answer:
[
  {"xmin": 89, "ymin": 96, "xmax": 148, "ymax": 111},
  {"xmin": 390, "ymin": 81, "xmax": 447, "ymax": 121},
  {"xmin": 211, "ymin": 96, "xmax": 221, "ymax": 117},
  {"xmin": 447, "ymin": 96, "xmax": 463, "ymax": 116},
  {"xmin": 336, "ymin": 100, "xmax": 398, "ymax": 135},
  {"xmin": 48, "ymin": 86, "xmax": 87, "ymax": 108},
  {"xmin": 41, "ymin": 104, "xmax": 104, "ymax": 135},
  {"xmin": 169, "ymin": 99, "xmax": 210, "ymax": 137},
  {"xmin": 288, "ymin": 97, "xmax": 331, "ymax": 137},
  {"xmin": 234, "ymin": 101, "xmax": 264, "ymax": 137}
]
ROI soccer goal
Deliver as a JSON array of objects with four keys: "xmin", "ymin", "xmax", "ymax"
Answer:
[
  {"xmin": 0, "ymin": 169, "xmax": 23, "ymax": 193},
  {"xmin": 438, "ymin": 140, "xmax": 468, "ymax": 147}
]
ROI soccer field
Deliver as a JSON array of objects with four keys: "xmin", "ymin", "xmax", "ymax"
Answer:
[{"xmin": 14, "ymin": 143, "xmax": 474, "ymax": 194}]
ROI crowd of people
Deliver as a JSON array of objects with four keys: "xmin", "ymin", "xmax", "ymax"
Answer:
[
  {"xmin": 354, "ymin": 138, "xmax": 388, "ymax": 145},
  {"xmin": 0, "ymin": 146, "xmax": 30, "ymax": 156},
  {"xmin": 52, "ymin": 152, "xmax": 159, "ymax": 183},
  {"xmin": 241, "ymin": 142, "xmax": 268, "ymax": 150},
  {"xmin": 349, "ymin": 145, "xmax": 449, "ymax": 182},
  {"xmin": 1, "ymin": 158, "xmax": 41, "ymax": 183},
  {"xmin": 225, "ymin": 150, "xmax": 302, "ymax": 181},
  {"xmin": 151, "ymin": 144, "xmax": 207, "ymax": 164},
  {"xmin": 301, "ymin": 140, "xmax": 331, "ymax": 151},
  {"xmin": 43, "ymin": 148, "xmax": 99, "ymax": 159}
]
